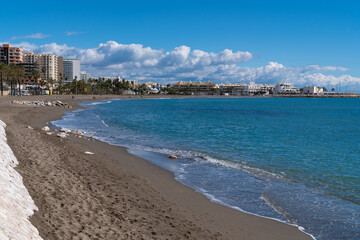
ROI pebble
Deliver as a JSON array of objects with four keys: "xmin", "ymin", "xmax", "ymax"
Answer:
[
  {"xmin": 71, "ymin": 129, "xmax": 84, "ymax": 135},
  {"xmin": 57, "ymin": 132, "xmax": 67, "ymax": 139},
  {"xmin": 11, "ymin": 100, "xmax": 72, "ymax": 108},
  {"xmin": 60, "ymin": 128, "xmax": 71, "ymax": 133},
  {"xmin": 41, "ymin": 126, "xmax": 50, "ymax": 132}
]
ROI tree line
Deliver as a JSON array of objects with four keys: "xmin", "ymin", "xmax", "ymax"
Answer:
[
  {"xmin": 0, "ymin": 62, "xmax": 162, "ymax": 96},
  {"xmin": 0, "ymin": 62, "xmax": 50, "ymax": 96}
]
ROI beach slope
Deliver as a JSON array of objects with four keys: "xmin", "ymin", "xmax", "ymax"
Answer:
[{"xmin": 0, "ymin": 95, "xmax": 312, "ymax": 240}]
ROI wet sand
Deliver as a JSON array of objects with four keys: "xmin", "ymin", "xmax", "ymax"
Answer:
[{"xmin": 0, "ymin": 95, "xmax": 312, "ymax": 240}]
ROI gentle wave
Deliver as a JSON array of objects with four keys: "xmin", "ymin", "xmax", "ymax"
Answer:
[
  {"xmin": 96, "ymin": 115, "xmax": 110, "ymax": 127},
  {"xmin": 78, "ymin": 131, "xmax": 286, "ymax": 182},
  {"xmin": 127, "ymin": 145, "xmax": 285, "ymax": 181},
  {"xmin": 196, "ymin": 187, "xmax": 317, "ymax": 240},
  {"xmin": 89, "ymin": 100, "xmax": 112, "ymax": 105},
  {"xmin": 61, "ymin": 129, "xmax": 316, "ymax": 238}
]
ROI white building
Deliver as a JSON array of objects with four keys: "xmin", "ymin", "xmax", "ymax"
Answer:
[
  {"xmin": 302, "ymin": 86, "xmax": 324, "ymax": 94},
  {"xmin": 215, "ymin": 82, "xmax": 274, "ymax": 95},
  {"xmin": 63, "ymin": 59, "xmax": 80, "ymax": 82},
  {"xmin": 247, "ymin": 81, "xmax": 274, "ymax": 95},
  {"xmin": 274, "ymin": 83, "xmax": 300, "ymax": 94},
  {"xmin": 80, "ymin": 71, "xmax": 91, "ymax": 82}
]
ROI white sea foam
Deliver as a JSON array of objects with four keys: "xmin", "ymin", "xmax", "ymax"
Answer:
[
  {"xmin": 260, "ymin": 193, "xmax": 291, "ymax": 220},
  {"xmin": 0, "ymin": 120, "xmax": 42, "ymax": 239},
  {"xmin": 123, "ymin": 145, "xmax": 284, "ymax": 181},
  {"xmin": 195, "ymin": 187, "xmax": 317, "ymax": 240},
  {"xmin": 70, "ymin": 130, "xmax": 285, "ymax": 182},
  {"xmin": 96, "ymin": 115, "xmax": 109, "ymax": 127},
  {"xmin": 89, "ymin": 100, "xmax": 112, "ymax": 105}
]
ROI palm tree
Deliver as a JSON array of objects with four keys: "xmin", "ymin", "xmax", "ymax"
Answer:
[
  {"xmin": 16, "ymin": 65, "xmax": 25, "ymax": 96},
  {"xmin": 74, "ymin": 76, "xmax": 78, "ymax": 95},
  {"xmin": 41, "ymin": 66, "xmax": 46, "ymax": 80},
  {"xmin": 57, "ymin": 73, "xmax": 64, "ymax": 94},
  {"xmin": 8, "ymin": 64, "xmax": 18, "ymax": 96},
  {"xmin": 31, "ymin": 68, "xmax": 40, "ymax": 95},
  {"xmin": 0, "ymin": 62, "xmax": 8, "ymax": 96}
]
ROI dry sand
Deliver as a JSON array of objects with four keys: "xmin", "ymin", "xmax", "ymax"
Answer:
[{"xmin": 0, "ymin": 95, "xmax": 312, "ymax": 240}]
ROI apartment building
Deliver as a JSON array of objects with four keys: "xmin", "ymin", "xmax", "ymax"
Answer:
[
  {"xmin": 216, "ymin": 83, "xmax": 248, "ymax": 95},
  {"xmin": 302, "ymin": 86, "xmax": 324, "ymax": 95},
  {"xmin": 172, "ymin": 80, "xmax": 216, "ymax": 94},
  {"xmin": 0, "ymin": 44, "xmax": 23, "ymax": 64},
  {"xmin": 80, "ymin": 71, "xmax": 91, "ymax": 82},
  {"xmin": 215, "ymin": 82, "xmax": 274, "ymax": 96},
  {"xmin": 274, "ymin": 83, "xmax": 300, "ymax": 94},
  {"xmin": 23, "ymin": 52, "xmax": 59, "ymax": 81},
  {"xmin": 63, "ymin": 59, "xmax": 80, "ymax": 82}
]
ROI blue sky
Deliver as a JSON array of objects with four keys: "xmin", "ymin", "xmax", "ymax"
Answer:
[{"xmin": 1, "ymin": 0, "xmax": 359, "ymax": 87}]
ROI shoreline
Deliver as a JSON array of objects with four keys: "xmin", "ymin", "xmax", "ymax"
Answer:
[
  {"xmin": 0, "ymin": 95, "xmax": 312, "ymax": 239},
  {"xmin": 64, "ymin": 97, "xmax": 317, "ymax": 239}
]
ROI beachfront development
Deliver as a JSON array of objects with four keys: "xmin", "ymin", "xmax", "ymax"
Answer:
[{"xmin": 1, "ymin": 43, "xmax": 359, "ymax": 98}]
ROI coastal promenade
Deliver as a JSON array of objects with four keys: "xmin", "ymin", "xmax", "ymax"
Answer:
[{"xmin": 0, "ymin": 95, "xmax": 312, "ymax": 239}]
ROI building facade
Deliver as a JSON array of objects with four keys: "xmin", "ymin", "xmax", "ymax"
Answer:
[
  {"xmin": 274, "ymin": 83, "xmax": 300, "ymax": 94},
  {"xmin": 0, "ymin": 44, "xmax": 23, "ymax": 64},
  {"xmin": 215, "ymin": 82, "xmax": 274, "ymax": 96},
  {"xmin": 58, "ymin": 56, "xmax": 63, "ymax": 81},
  {"xmin": 172, "ymin": 81, "xmax": 216, "ymax": 94},
  {"xmin": 247, "ymin": 81, "xmax": 274, "ymax": 95},
  {"xmin": 216, "ymin": 83, "xmax": 248, "ymax": 95},
  {"xmin": 22, "ymin": 52, "xmax": 59, "ymax": 81},
  {"xmin": 18, "ymin": 62, "xmax": 36, "ymax": 83},
  {"xmin": 80, "ymin": 71, "xmax": 91, "ymax": 82},
  {"xmin": 63, "ymin": 59, "xmax": 80, "ymax": 82},
  {"xmin": 302, "ymin": 86, "xmax": 324, "ymax": 94}
]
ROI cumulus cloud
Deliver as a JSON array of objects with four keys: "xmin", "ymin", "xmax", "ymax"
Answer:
[
  {"xmin": 65, "ymin": 32, "xmax": 84, "ymax": 36},
  {"xmin": 9, "ymin": 33, "xmax": 50, "ymax": 41},
  {"xmin": 21, "ymin": 40, "xmax": 252, "ymax": 76},
  {"xmin": 13, "ymin": 40, "xmax": 360, "ymax": 89}
]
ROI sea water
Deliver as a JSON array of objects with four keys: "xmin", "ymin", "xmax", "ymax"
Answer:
[{"xmin": 53, "ymin": 97, "xmax": 360, "ymax": 239}]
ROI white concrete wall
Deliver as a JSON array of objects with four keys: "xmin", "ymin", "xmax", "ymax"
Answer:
[{"xmin": 0, "ymin": 120, "xmax": 42, "ymax": 240}]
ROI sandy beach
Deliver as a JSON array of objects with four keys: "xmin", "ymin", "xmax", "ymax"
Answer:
[{"xmin": 0, "ymin": 95, "xmax": 312, "ymax": 240}]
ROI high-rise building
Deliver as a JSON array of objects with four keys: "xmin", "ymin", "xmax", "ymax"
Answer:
[
  {"xmin": 63, "ymin": 59, "xmax": 80, "ymax": 82},
  {"xmin": 23, "ymin": 52, "xmax": 59, "ymax": 81},
  {"xmin": 80, "ymin": 71, "xmax": 91, "ymax": 82},
  {"xmin": 0, "ymin": 44, "xmax": 23, "ymax": 64}
]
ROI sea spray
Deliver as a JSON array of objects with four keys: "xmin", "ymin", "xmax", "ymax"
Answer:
[{"xmin": 0, "ymin": 120, "xmax": 42, "ymax": 239}]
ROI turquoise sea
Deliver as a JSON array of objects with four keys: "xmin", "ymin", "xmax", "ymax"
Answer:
[{"xmin": 53, "ymin": 97, "xmax": 360, "ymax": 240}]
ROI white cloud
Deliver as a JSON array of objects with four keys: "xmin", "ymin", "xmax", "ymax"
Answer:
[
  {"xmin": 12, "ymin": 40, "xmax": 360, "ymax": 89},
  {"xmin": 65, "ymin": 32, "xmax": 84, "ymax": 36},
  {"xmin": 239, "ymin": 62, "xmax": 355, "ymax": 87},
  {"xmin": 9, "ymin": 33, "xmax": 50, "ymax": 41}
]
